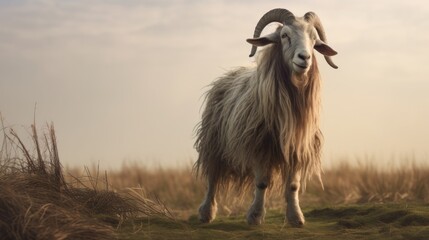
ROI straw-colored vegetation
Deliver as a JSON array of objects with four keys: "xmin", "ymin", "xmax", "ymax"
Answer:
[
  {"xmin": 0, "ymin": 121, "xmax": 172, "ymax": 240},
  {"xmin": 1, "ymin": 119, "xmax": 428, "ymax": 239},
  {"xmin": 98, "ymin": 160, "xmax": 429, "ymax": 215}
]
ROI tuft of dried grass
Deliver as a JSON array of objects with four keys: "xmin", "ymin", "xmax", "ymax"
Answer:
[
  {"xmin": 0, "ymin": 119, "xmax": 174, "ymax": 239},
  {"xmin": 0, "ymin": 122, "xmax": 116, "ymax": 239},
  {"xmin": 0, "ymin": 174, "xmax": 116, "ymax": 240}
]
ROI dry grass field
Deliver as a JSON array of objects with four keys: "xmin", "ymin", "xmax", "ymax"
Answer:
[{"xmin": 1, "ymin": 123, "xmax": 428, "ymax": 239}]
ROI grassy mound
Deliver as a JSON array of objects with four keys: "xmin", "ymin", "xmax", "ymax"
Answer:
[{"xmin": 0, "ymin": 122, "xmax": 173, "ymax": 240}]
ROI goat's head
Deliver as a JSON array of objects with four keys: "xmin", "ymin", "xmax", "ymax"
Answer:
[{"xmin": 247, "ymin": 9, "xmax": 338, "ymax": 75}]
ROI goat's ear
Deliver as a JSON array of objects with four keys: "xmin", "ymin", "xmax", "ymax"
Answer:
[
  {"xmin": 246, "ymin": 32, "xmax": 279, "ymax": 46},
  {"xmin": 314, "ymin": 39, "xmax": 337, "ymax": 56}
]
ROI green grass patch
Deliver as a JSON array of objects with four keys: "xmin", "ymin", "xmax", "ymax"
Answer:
[{"xmin": 119, "ymin": 203, "xmax": 429, "ymax": 240}]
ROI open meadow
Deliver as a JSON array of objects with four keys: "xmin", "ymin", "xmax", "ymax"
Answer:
[
  {"xmin": 1, "ymin": 1, "xmax": 429, "ymax": 239},
  {"xmin": 1, "ymin": 124, "xmax": 428, "ymax": 239}
]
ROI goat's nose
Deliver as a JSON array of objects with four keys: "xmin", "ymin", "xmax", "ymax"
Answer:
[{"xmin": 298, "ymin": 52, "xmax": 310, "ymax": 61}]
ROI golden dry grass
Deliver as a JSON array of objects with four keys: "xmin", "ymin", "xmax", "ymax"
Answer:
[
  {"xmin": 1, "ymin": 119, "xmax": 428, "ymax": 239},
  {"xmin": 70, "ymin": 159, "xmax": 428, "ymax": 220},
  {"xmin": 0, "ymin": 121, "xmax": 173, "ymax": 240}
]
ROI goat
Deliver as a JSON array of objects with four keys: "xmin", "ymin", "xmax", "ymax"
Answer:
[{"xmin": 194, "ymin": 8, "xmax": 338, "ymax": 226}]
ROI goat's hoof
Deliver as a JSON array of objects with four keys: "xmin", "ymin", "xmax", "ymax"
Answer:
[
  {"xmin": 286, "ymin": 214, "xmax": 305, "ymax": 227},
  {"xmin": 198, "ymin": 203, "xmax": 217, "ymax": 223},
  {"xmin": 247, "ymin": 213, "xmax": 263, "ymax": 225},
  {"xmin": 288, "ymin": 219, "xmax": 305, "ymax": 227},
  {"xmin": 286, "ymin": 208, "xmax": 305, "ymax": 227},
  {"xmin": 246, "ymin": 208, "xmax": 265, "ymax": 225},
  {"xmin": 199, "ymin": 216, "xmax": 213, "ymax": 223}
]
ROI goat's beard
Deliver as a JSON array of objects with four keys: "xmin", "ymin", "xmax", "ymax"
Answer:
[{"xmin": 291, "ymin": 72, "xmax": 309, "ymax": 89}]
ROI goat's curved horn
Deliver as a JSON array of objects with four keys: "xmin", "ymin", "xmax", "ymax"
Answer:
[
  {"xmin": 304, "ymin": 12, "xmax": 338, "ymax": 69},
  {"xmin": 249, "ymin": 8, "xmax": 295, "ymax": 57}
]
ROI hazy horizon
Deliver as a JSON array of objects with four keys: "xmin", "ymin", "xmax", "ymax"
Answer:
[{"xmin": 1, "ymin": 0, "xmax": 428, "ymax": 169}]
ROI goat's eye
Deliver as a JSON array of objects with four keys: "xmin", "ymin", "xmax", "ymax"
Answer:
[{"xmin": 281, "ymin": 33, "xmax": 291, "ymax": 44}]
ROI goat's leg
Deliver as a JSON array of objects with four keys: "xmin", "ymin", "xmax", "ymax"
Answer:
[
  {"xmin": 247, "ymin": 169, "xmax": 269, "ymax": 225},
  {"xmin": 198, "ymin": 175, "xmax": 218, "ymax": 223},
  {"xmin": 285, "ymin": 169, "xmax": 305, "ymax": 227}
]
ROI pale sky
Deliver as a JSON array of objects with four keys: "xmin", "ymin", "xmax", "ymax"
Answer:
[{"xmin": 1, "ymin": 0, "xmax": 428, "ymax": 169}]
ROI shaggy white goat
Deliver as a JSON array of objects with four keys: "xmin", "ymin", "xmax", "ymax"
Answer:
[{"xmin": 194, "ymin": 8, "xmax": 338, "ymax": 226}]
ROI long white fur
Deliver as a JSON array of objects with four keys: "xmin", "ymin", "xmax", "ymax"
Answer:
[{"xmin": 195, "ymin": 16, "xmax": 333, "ymax": 226}]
